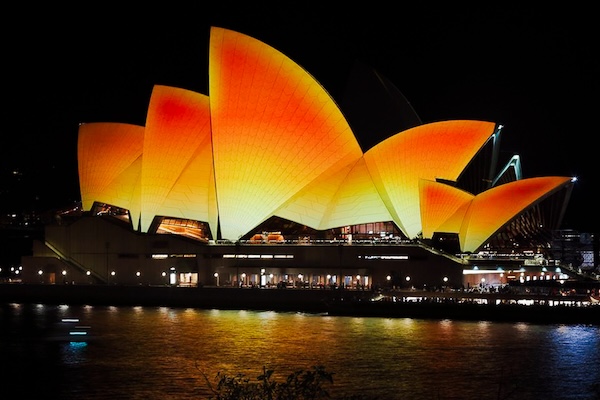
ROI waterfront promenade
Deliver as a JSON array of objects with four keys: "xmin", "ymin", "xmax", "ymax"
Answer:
[{"xmin": 1, "ymin": 283, "xmax": 599, "ymax": 324}]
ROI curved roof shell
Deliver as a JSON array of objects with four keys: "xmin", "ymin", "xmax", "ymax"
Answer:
[
  {"xmin": 77, "ymin": 26, "xmax": 574, "ymax": 253},
  {"xmin": 209, "ymin": 27, "xmax": 363, "ymax": 240},
  {"xmin": 364, "ymin": 120, "xmax": 496, "ymax": 238},
  {"xmin": 78, "ymin": 122, "xmax": 144, "ymax": 224}
]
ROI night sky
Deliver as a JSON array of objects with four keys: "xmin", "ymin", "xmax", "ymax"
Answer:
[{"xmin": 3, "ymin": 4, "xmax": 597, "ymax": 233}]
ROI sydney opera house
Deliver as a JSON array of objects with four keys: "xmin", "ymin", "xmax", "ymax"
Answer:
[{"xmin": 20, "ymin": 27, "xmax": 577, "ymax": 290}]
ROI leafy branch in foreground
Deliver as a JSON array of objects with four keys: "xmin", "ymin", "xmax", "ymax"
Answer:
[{"xmin": 198, "ymin": 364, "xmax": 379, "ymax": 400}]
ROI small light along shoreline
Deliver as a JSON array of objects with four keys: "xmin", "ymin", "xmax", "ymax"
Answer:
[
  {"xmin": 1, "ymin": 283, "xmax": 599, "ymax": 325},
  {"xmin": 325, "ymin": 287, "xmax": 600, "ymax": 325},
  {"xmin": 326, "ymin": 296, "xmax": 600, "ymax": 325}
]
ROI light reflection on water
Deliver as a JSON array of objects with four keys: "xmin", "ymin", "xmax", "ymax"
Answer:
[{"xmin": 1, "ymin": 303, "xmax": 599, "ymax": 400}]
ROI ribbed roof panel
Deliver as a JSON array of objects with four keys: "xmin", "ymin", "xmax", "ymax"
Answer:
[
  {"xmin": 140, "ymin": 85, "xmax": 213, "ymax": 233},
  {"xmin": 419, "ymin": 179, "xmax": 474, "ymax": 239},
  {"xmin": 364, "ymin": 120, "xmax": 496, "ymax": 238},
  {"xmin": 273, "ymin": 160, "xmax": 355, "ymax": 230},
  {"xmin": 209, "ymin": 27, "xmax": 362, "ymax": 240},
  {"xmin": 78, "ymin": 122, "xmax": 144, "ymax": 225},
  {"xmin": 460, "ymin": 176, "xmax": 573, "ymax": 252},
  {"xmin": 319, "ymin": 157, "xmax": 393, "ymax": 229}
]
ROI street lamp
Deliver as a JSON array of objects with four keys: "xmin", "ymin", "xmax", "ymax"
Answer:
[{"xmin": 214, "ymin": 272, "xmax": 219, "ymax": 286}]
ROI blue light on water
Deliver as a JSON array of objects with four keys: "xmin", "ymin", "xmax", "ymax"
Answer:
[{"xmin": 68, "ymin": 341, "xmax": 88, "ymax": 348}]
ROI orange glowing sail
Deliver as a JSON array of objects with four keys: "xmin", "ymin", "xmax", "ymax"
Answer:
[
  {"xmin": 78, "ymin": 122, "xmax": 144, "ymax": 225},
  {"xmin": 275, "ymin": 156, "xmax": 393, "ymax": 230},
  {"xmin": 419, "ymin": 179, "xmax": 474, "ymax": 239},
  {"xmin": 364, "ymin": 120, "xmax": 496, "ymax": 238},
  {"xmin": 209, "ymin": 26, "xmax": 362, "ymax": 240},
  {"xmin": 141, "ymin": 85, "xmax": 215, "ymax": 236},
  {"xmin": 459, "ymin": 176, "xmax": 572, "ymax": 252}
]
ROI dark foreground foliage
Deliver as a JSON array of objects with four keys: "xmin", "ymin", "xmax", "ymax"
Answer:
[{"xmin": 200, "ymin": 365, "xmax": 379, "ymax": 400}]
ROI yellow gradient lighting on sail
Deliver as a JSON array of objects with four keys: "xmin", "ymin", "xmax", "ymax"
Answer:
[
  {"xmin": 140, "ymin": 86, "xmax": 213, "ymax": 233},
  {"xmin": 364, "ymin": 120, "xmax": 495, "ymax": 239},
  {"xmin": 78, "ymin": 122, "xmax": 144, "ymax": 225},
  {"xmin": 318, "ymin": 157, "xmax": 393, "ymax": 229},
  {"xmin": 274, "ymin": 157, "xmax": 392, "ymax": 230},
  {"xmin": 419, "ymin": 179, "xmax": 474, "ymax": 239},
  {"xmin": 460, "ymin": 176, "xmax": 572, "ymax": 252},
  {"xmin": 209, "ymin": 27, "xmax": 362, "ymax": 240}
]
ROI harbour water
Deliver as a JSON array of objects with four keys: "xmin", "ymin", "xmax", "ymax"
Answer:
[{"xmin": 1, "ymin": 302, "xmax": 599, "ymax": 400}]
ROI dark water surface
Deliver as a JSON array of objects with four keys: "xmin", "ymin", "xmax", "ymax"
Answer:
[{"xmin": 1, "ymin": 303, "xmax": 599, "ymax": 399}]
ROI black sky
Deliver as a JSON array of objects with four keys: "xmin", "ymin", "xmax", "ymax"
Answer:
[{"xmin": 3, "ymin": 4, "xmax": 597, "ymax": 233}]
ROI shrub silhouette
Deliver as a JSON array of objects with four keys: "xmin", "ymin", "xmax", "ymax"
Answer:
[{"xmin": 201, "ymin": 365, "xmax": 378, "ymax": 400}]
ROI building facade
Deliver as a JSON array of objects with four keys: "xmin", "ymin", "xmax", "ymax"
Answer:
[{"xmin": 16, "ymin": 27, "xmax": 592, "ymax": 292}]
